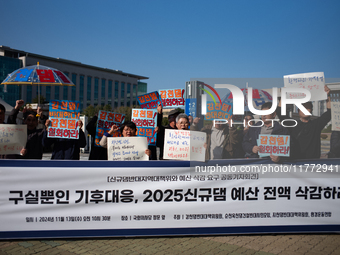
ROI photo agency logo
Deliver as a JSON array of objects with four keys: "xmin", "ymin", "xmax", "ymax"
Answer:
[{"xmin": 201, "ymin": 84, "xmax": 312, "ymax": 128}]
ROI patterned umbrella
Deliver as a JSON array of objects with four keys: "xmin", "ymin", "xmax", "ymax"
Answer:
[{"xmin": 1, "ymin": 63, "xmax": 74, "ymax": 104}]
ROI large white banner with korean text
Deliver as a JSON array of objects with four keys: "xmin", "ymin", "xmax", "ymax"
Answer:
[{"xmin": 0, "ymin": 159, "xmax": 339, "ymax": 239}]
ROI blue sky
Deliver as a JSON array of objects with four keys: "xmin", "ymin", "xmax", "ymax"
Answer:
[{"xmin": 1, "ymin": 0, "xmax": 339, "ymax": 92}]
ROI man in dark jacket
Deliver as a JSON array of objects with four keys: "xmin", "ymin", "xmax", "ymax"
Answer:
[
  {"xmin": 43, "ymin": 119, "xmax": 86, "ymax": 160},
  {"xmin": 6, "ymin": 100, "xmax": 46, "ymax": 159},
  {"xmin": 86, "ymin": 115, "xmax": 108, "ymax": 160},
  {"xmin": 243, "ymin": 102, "xmax": 289, "ymax": 162},
  {"xmin": 156, "ymin": 106, "xmax": 180, "ymax": 160},
  {"xmin": 276, "ymin": 86, "xmax": 331, "ymax": 159}
]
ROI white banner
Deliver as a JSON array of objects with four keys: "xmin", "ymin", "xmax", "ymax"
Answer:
[
  {"xmin": 0, "ymin": 159, "xmax": 339, "ymax": 239},
  {"xmin": 284, "ymin": 72, "xmax": 326, "ymax": 101},
  {"xmin": 164, "ymin": 130, "xmax": 206, "ymax": 162},
  {"xmin": 0, "ymin": 124, "xmax": 27, "ymax": 155},
  {"xmin": 107, "ymin": 137, "xmax": 148, "ymax": 161}
]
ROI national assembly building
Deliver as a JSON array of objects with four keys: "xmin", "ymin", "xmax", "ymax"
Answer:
[{"xmin": 0, "ymin": 45, "xmax": 148, "ymax": 111}]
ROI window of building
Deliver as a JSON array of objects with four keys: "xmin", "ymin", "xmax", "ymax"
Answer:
[
  {"xmin": 114, "ymin": 81, "xmax": 119, "ymax": 108},
  {"xmin": 71, "ymin": 73, "xmax": 77, "ymax": 101},
  {"xmin": 94, "ymin": 78, "xmax": 99, "ymax": 105},
  {"xmin": 26, "ymin": 85, "xmax": 32, "ymax": 103},
  {"xmin": 55, "ymin": 86, "xmax": 60, "ymax": 100},
  {"xmin": 87, "ymin": 76, "xmax": 92, "ymax": 106},
  {"xmin": 108, "ymin": 80, "xmax": 112, "ymax": 105},
  {"xmin": 133, "ymin": 84, "xmax": 137, "ymax": 106},
  {"xmin": 79, "ymin": 75, "xmax": 84, "ymax": 110},
  {"xmin": 127, "ymin": 83, "xmax": 131, "ymax": 107},
  {"xmin": 121, "ymin": 82, "xmax": 125, "ymax": 106},
  {"xmin": 46, "ymin": 86, "xmax": 51, "ymax": 102},
  {"xmin": 101, "ymin": 79, "xmax": 106, "ymax": 105}
]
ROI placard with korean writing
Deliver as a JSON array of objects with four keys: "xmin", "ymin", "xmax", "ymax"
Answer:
[
  {"xmin": 137, "ymin": 91, "xmax": 163, "ymax": 109},
  {"xmin": 204, "ymin": 102, "xmax": 233, "ymax": 121},
  {"xmin": 159, "ymin": 88, "xmax": 185, "ymax": 108},
  {"xmin": 94, "ymin": 110, "xmax": 126, "ymax": 147},
  {"xmin": 257, "ymin": 134, "xmax": 290, "ymax": 157},
  {"xmin": 107, "ymin": 137, "xmax": 149, "ymax": 161},
  {"xmin": 48, "ymin": 100, "xmax": 80, "ymax": 139},
  {"xmin": 1, "ymin": 159, "xmax": 340, "ymax": 239},
  {"xmin": 164, "ymin": 129, "xmax": 206, "ymax": 161},
  {"xmin": 131, "ymin": 109, "xmax": 157, "ymax": 146},
  {"xmin": 283, "ymin": 72, "xmax": 326, "ymax": 101},
  {"xmin": 0, "ymin": 124, "xmax": 27, "ymax": 155}
]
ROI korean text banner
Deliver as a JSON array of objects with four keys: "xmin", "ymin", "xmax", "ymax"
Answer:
[
  {"xmin": 131, "ymin": 108, "xmax": 157, "ymax": 146},
  {"xmin": 164, "ymin": 129, "xmax": 206, "ymax": 161},
  {"xmin": 107, "ymin": 137, "xmax": 148, "ymax": 161},
  {"xmin": 137, "ymin": 91, "xmax": 163, "ymax": 109},
  {"xmin": 0, "ymin": 124, "xmax": 27, "ymax": 155},
  {"xmin": 0, "ymin": 159, "xmax": 340, "ymax": 239},
  {"xmin": 283, "ymin": 72, "xmax": 326, "ymax": 101},
  {"xmin": 204, "ymin": 102, "xmax": 233, "ymax": 121},
  {"xmin": 257, "ymin": 134, "xmax": 290, "ymax": 157},
  {"xmin": 94, "ymin": 110, "xmax": 126, "ymax": 147},
  {"xmin": 48, "ymin": 100, "xmax": 80, "ymax": 139},
  {"xmin": 159, "ymin": 88, "xmax": 185, "ymax": 108}
]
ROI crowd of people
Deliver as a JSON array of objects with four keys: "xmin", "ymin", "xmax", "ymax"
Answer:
[{"xmin": 0, "ymin": 85, "xmax": 338, "ymax": 161}]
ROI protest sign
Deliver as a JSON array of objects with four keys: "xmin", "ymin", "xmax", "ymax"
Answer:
[
  {"xmin": 159, "ymin": 88, "xmax": 185, "ymax": 108},
  {"xmin": 330, "ymin": 90, "xmax": 340, "ymax": 131},
  {"xmin": 283, "ymin": 72, "xmax": 326, "ymax": 101},
  {"xmin": 94, "ymin": 110, "xmax": 125, "ymax": 147},
  {"xmin": 48, "ymin": 100, "xmax": 80, "ymax": 139},
  {"xmin": 164, "ymin": 129, "xmax": 206, "ymax": 161},
  {"xmin": 131, "ymin": 109, "xmax": 157, "ymax": 146},
  {"xmin": 107, "ymin": 137, "xmax": 149, "ymax": 161},
  {"xmin": 137, "ymin": 91, "xmax": 163, "ymax": 109},
  {"xmin": 257, "ymin": 134, "xmax": 290, "ymax": 157},
  {"xmin": 204, "ymin": 102, "xmax": 233, "ymax": 121},
  {"xmin": 0, "ymin": 124, "xmax": 27, "ymax": 155}
]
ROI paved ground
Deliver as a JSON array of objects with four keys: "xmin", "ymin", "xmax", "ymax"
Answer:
[
  {"xmin": 1, "ymin": 234, "xmax": 340, "ymax": 255},
  {"xmin": 2, "ymin": 139, "xmax": 338, "ymax": 255}
]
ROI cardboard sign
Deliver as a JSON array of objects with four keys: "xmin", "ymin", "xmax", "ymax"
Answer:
[
  {"xmin": 94, "ymin": 110, "xmax": 126, "ymax": 147},
  {"xmin": 131, "ymin": 109, "xmax": 157, "ymax": 146},
  {"xmin": 48, "ymin": 100, "xmax": 80, "ymax": 139},
  {"xmin": 283, "ymin": 72, "xmax": 326, "ymax": 101},
  {"xmin": 107, "ymin": 137, "xmax": 149, "ymax": 161},
  {"xmin": 137, "ymin": 91, "xmax": 163, "ymax": 109},
  {"xmin": 257, "ymin": 134, "xmax": 290, "ymax": 157},
  {"xmin": 159, "ymin": 88, "xmax": 185, "ymax": 108},
  {"xmin": 164, "ymin": 129, "xmax": 206, "ymax": 161},
  {"xmin": 204, "ymin": 102, "xmax": 233, "ymax": 121},
  {"xmin": 0, "ymin": 124, "xmax": 27, "ymax": 155}
]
